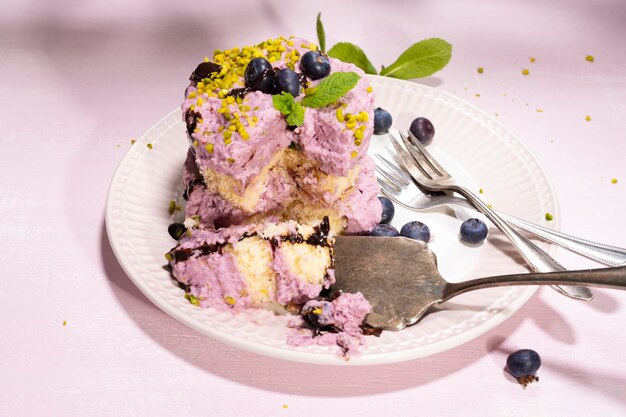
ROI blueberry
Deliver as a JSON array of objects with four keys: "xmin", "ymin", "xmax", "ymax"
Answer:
[
  {"xmin": 244, "ymin": 58, "xmax": 272, "ymax": 87},
  {"xmin": 506, "ymin": 349, "xmax": 541, "ymax": 385},
  {"xmin": 168, "ymin": 223, "xmax": 187, "ymax": 240},
  {"xmin": 370, "ymin": 224, "xmax": 400, "ymax": 237},
  {"xmin": 373, "ymin": 107, "xmax": 393, "ymax": 134},
  {"xmin": 256, "ymin": 75, "xmax": 279, "ymax": 94},
  {"xmin": 276, "ymin": 68, "xmax": 301, "ymax": 96},
  {"xmin": 300, "ymin": 51, "xmax": 331, "ymax": 80},
  {"xmin": 460, "ymin": 218, "xmax": 488, "ymax": 244},
  {"xmin": 378, "ymin": 196, "xmax": 395, "ymax": 224},
  {"xmin": 400, "ymin": 221, "xmax": 431, "ymax": 242},
  {"xmin": 409, "ymin": 117, "xmax": 435, "ymax": 144}
]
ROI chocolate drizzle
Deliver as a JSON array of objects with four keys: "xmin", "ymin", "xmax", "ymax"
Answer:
[
  {"xmin": 184, "ymin": 110, "xmax": 200, "ymax": 136},
  {"xmin": 183, "ymin": 178, "xmax": 204, "ymax": 200},
  {"xmin": 190, "ymin": 61, "xmax": 222, "ymax": 83},
  {"xmin": 305, "ymin": 216, "xmax": 331, "ymax": 247},
  {"xmin": 171, "ymin": 242, "xmax": 225, "ymax": 263}
]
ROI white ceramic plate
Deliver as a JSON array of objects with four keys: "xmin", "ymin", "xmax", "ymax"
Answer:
[{"xmin": 106, "ymin": 75, "xmax": 560, "ymax": 365}]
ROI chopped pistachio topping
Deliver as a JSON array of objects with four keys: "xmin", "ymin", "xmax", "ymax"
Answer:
[
  {"xmin": 184, "ymin": 293, "xmax": 200, "ymax": 306},
  {"xmin": 585, "ymin": 115, "xmax": 591, "ymax": 121},
  {"xmin": 224, "ymin": 296, "xmax": 236, "ymax": 305},
  {"xmin": 611, "ymin": 178, "xmax": 618, "ymax": 184},
  {"xmin": 522, "ymin": 69, "xmax": 530, "ymax": 75},
  {"xmin": 545, "ymin": 212, "xmax": 554, "ymax": 221},
  {"xmin": 168, "ymin": 200, "xmax": 176, "ymax": 215},
  {"xmin": 585, "ymin": 55, "xmax": 595, "ymax": 62},
  {"xmin": 146, "ymin": 143, "xmax": 153, "ymax": 149},
  {"xmin": 477, "ymin": 67, "xmax": 484, "ymax": 74}
]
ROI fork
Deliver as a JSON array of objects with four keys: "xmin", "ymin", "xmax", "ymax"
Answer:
[
  {"xmin": 375, "ymin": 154, "xmax": 626, "ymax": 267},
  {"xmin": 389, "ymin": 131, "xmax": 594, "ymax": 301}
]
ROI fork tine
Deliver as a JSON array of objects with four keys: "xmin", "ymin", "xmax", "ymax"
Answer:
[
  {"xmin": 398, "ymin": 131, "xmax": 440, "ymax": 180},
  {"xmin": 374, "ymin": 155, "xmax": 411, "ymax": 186},
  {"xmin": 388, "ymin": 132, "xmax": 432, "ymax": 181},
  {"xmin": 399, "ymin": 131, "xmax": 449, "ymax": 178},
  {"xmin": 375, "ymin": 154, "xmax": 413, "ymax": 185},
  {"xmin": 377, "ymin": 177, "xmax": 402, "ymax": 196},
  {"xmin": 375, "ymin": 166, "xmax": 403, "ymax": 193}
]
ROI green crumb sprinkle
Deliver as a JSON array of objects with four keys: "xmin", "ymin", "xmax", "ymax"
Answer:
[
  {"xmin": 545, "ymin": 212, "xmax": 554, "ymax": 221},
  {"xmin": 585, "ymin": 55, "xmax": 595, "ymax": 62},
  {"xmin": 63, "ymin": 320, "xmax": 67, "ymax": 326},
  {"xmin": 530, "ymin": 57, "xmax": 536, "ymax": 63},
  {"xmin": 477, "ymin": 67, "xmax": 484, "ymax": 74},
  {"xmin": 585, "ymin": 115, "xmax": 591, "ymax": 121},
  {"xmin": 184, "ymin": 293, "xmax": 200, "ymax": 306},
  {"xmin": 282, "ymin": 405, "xmax": 289, "ymax": 409},
  {"xmin": 164, "ymin": 252, "xmax": 174, "ymax": 261},
  {"xmin": 522, "ymin": 69, "xmax": 530, "ymax": 75},
  {"xmin": 168, "ymin": 200, "xmax": 176, "ymax": 215},
  {"xmin": 147, "ymin": 143, "xmax": 153, "ymax": 149},
  {"xmin": 611, "ymin": 178, "xmax": 618, "ymax": 184},
  {"xmin": 479, "ymin": 188, "xmax": 484, "ymax": 194}
]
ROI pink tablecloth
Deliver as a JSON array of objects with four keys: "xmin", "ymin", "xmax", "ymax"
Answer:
[{"xmin": 2, "ymin": 1, "xmax": 625, "ymax": 416}]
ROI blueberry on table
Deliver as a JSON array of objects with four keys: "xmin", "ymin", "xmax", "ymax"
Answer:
[
  {"xmin": 401, "ymin": 221, "xmax": 431, "ymax": 243},
  {"xmin": 373, "ymin": 107, "xmax": 393, "ymax": 134},
  {"xmin": 460, "ymin": 218, "xmax": 488, "ymax": 244},
  {"xmin": 409, "ymin": 117, "xmax": 435, "ymax": 144},
  {"xmin": 370, "ymin": 224, "xmax": 400, "ymax": 237},
  {"xmin": 300, "ymin": 51, "xmax": 331, "ymax": 80},
  {"xmin": 506, "ymin": 349, "xmax": 541, "ymax": 386},
  {"xmin": 168, "ymin": 223, "xmax": 187, "ymax": 240},
  {"xmin": 378, "ymin": 196, "xmax": 395, "ymax": 224},
  {"xmin": 276, "ymin": 68, "xmax": 301, "ymax": 96},
  {"xmin": 244, "ymin": 57, "xmax": 273, "ymax": 87}
]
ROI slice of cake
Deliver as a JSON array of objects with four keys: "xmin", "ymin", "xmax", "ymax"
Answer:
[
  {"xmin": 168, "ymin": 218, "xmax": 335, "ymax": 311},
  {"xmin": 168, "ymin": 36, "xmax": 384, "ymax": 356},
  {"xmin": 181, "ymin": 36, "xmax": 381, "ymax": 234}
]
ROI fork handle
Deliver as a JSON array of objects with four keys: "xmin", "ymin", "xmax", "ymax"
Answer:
[
  {"xmin": 494, "ymin": 210, "xmax": 626, "ymax": 267},
  {"xmin": 449, "ymin": 185, "xmax": 594, "ymax": 300}
]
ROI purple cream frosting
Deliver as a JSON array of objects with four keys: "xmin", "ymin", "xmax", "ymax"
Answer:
[
  {"xmin": 181, "ymin": 37, "xmax": 375, "ymax": 189},
  {"xmin": 287, "ymin": 292, "xmax": 372, "ymax": 358}
]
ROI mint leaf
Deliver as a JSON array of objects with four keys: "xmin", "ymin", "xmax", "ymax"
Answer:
[
  {"xmin": 380, "ymin": 38, "xmax": 452, "ymax": 79},
  {"xmin": 272, "ymin": 93, "xmax": 304, "ymax": 127},
  {"xmin": 286, "ymin": 102, "xmax": 304, "ymax": 126},
  {"xmin": 316, "ymin": 12, "xmax": 326, "ymax": 54},
  {"xmin": 301, "ymin": 72, "xmax": 360, "ymax": 108},
  {"xmin": 327, "ymin": 42, "xmax": 377, "ymax": 75},
  {"xmin": 272, "ymin": 92, "xmax": 294, "ymax": 115}
]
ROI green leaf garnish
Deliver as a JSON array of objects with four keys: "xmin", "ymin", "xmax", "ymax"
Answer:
[
  {"xmin": 301, "ymin": 72, "xmax": 360, "ymax": 108},
  {"xmin": 327, "ymin": 42, "xmax": 377, "ymax": 75},
  {"xmin": 380, "ymin": 38, "xmax": 452, "ymax": 79},
  {"xmin": 316, "ymin": 12, "xmax": 326, "ymax": 54},
  {"xmin": 272, "ymin": 92, "xmax": 305, "ymax": 127}
]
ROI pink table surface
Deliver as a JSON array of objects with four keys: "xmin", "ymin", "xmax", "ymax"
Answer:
[{"xmin": 2, "ymin": 1, "xmax": 625, "ymax": 416}]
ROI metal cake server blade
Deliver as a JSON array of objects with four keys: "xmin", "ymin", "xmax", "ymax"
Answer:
[{"xmin": 333, "ymin": 236, "xmax": 626, "ymax": 331}]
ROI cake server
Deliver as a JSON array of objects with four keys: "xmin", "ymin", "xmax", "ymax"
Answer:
[{"xmin": 333, "ymin": 236, "xmax": 626, "ymax": 331}]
